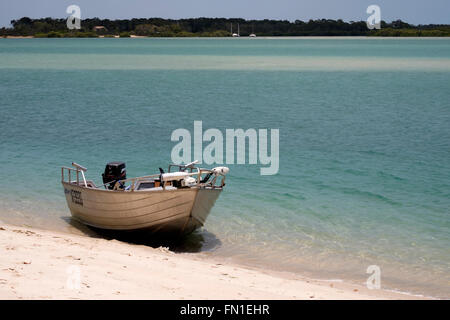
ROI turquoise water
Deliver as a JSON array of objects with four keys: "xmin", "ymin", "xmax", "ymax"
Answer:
[{"xmin": 0, "ymin": 38, "xmax": 449, "ymax": 298}]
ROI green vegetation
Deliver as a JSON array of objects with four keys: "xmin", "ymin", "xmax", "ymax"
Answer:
[
  {"xmin": 1, "ymin": 17, "xmax": 449, "ymax": 37},
  {"xmin": 370, "ymin": 28, "xmax": 450, "ymax": 37}
]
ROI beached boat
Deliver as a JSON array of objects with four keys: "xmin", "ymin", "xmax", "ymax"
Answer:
[{"xmin": 61, "ymin": 161, "xmax": 228, "ymax": 236}]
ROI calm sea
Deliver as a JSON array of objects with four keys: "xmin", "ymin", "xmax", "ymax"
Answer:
[{"xmin": 0, "ymin": 38, "xmax": 449, "ymax": 298}]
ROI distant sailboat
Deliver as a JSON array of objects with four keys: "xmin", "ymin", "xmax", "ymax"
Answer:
[
  {"xmin": 249, "ymin": 24, "xmax": 256, "ymax": 37},
  {"xmin": 232, "ymin": 22, "xmax": 239, "ymax": 37}
]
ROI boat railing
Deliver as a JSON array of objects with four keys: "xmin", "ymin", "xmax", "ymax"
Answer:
[
  {"xmin": 61, "ymin": 162, "xmax": 88, "ymax": 187},
  {"xmin": 62, "ymin": 162, "xmax": 226, "ymax": 191},
  {"xmin": 197, "ymin": 168, "xmax": 227, "ymax": 189},
  {"xmin": 168, "ymin": 160, "xmax": 199, "ymax": 173},
  {"xmin": 109, "ymin": 168, "xmax": 225, "ymax": 191},
  {"xmin": 168, "ymin": 162, "xmax": 226, "ymax": 189}
]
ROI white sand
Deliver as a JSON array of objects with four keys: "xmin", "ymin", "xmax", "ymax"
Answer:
[{"xmin": 0, "ymin": 224, "xmax": 422, "ymax": 300}]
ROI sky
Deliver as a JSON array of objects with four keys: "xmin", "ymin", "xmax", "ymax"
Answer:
[{"xmin": 1, "ymin": 0, "xmax": 449, "ymax": 27}]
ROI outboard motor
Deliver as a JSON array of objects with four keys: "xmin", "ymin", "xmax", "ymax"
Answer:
[{"xmin": 102, "ymin": 162, "xmax": 126, "ymax": 190}]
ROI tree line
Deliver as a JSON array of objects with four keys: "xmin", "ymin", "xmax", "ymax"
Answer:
[{"xmin": 1, "ymin": 17, "xmax": 449, "ymax": 37}]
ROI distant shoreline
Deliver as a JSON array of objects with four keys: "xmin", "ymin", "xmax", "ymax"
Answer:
[
  {"xmin": 2, "ymin": 35, "xmax": 450, "ymax": 39},
  {"xmin": 2, "ymin": 17, "xmax": 449, "ymax": 38},
  {"xmin": 3, "ymin": 35, "xmax": 34, "ymax": 38}
]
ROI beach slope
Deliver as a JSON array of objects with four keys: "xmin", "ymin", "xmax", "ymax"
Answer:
[{"xmin": 0, "ymin": 224, "xmax": 418, "ymax": 299}]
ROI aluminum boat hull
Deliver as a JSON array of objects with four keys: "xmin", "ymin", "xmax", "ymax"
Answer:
[{"xmin": 62, "ymin": 181, "xmax": 222, "ymax": 236}]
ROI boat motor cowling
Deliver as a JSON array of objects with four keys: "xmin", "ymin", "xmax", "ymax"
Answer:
[{"xmin": 102, "ymin": 162, "xmax": 126, "ymax": 190}]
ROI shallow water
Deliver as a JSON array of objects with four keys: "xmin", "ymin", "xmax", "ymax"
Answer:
[{"xmin": 0, "ymin": 38, "xmax": 449, "ymax": 298}]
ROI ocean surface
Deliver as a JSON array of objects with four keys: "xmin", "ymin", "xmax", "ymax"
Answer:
[{"xmin": 0, "ymin": 37, "xmax": 449, "ymax": 298}]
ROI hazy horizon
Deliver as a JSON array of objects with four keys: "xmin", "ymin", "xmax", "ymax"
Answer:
[{"xmin": 1, "ymin": 0, "xmax": 449, "ymax": 28}]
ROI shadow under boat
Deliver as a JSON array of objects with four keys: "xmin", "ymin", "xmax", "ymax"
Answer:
[{"xmin": 63, "ymin": 216, "xmax": 222, "ymax": 253}]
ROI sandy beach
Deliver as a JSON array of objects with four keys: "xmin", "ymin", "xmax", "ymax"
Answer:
[{"xmin": 0, "ymin": 223, "xmax": 423, "ymax": 300}]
